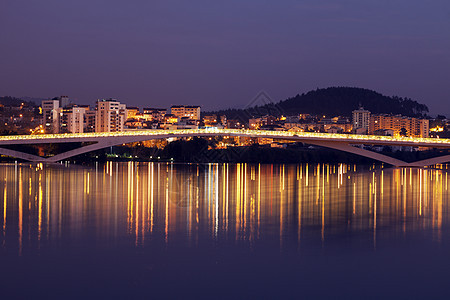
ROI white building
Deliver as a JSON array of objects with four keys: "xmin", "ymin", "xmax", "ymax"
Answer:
[
  {"xmin": 352, "ymin": 107, "xmax": 371, "ymax": 134},
  {"xmin": 95, "ymin": 99, "xmax": 128, "ymax": 132},
  {"xmin": 41, "ymin": 96, "xmax": 74, "ymax": 133},
  {"xmin": 42, "ymin": 99, "xmax": 60, "ymax": 133},
  {"xmin": 59, "ymin": 105, "xmax": 87, "ymax": 133}
]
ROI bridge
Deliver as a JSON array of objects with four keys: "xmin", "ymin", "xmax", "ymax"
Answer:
[{"xmin": 0, "ymin": 129, "xmax": 449, "ymax": 167}]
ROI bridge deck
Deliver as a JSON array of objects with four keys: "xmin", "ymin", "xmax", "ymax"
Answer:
[
  {"xmin": 0, "ymin": 129, "xmax": 449, "ymax": 148},
  {"xmin": 0, "ymin": 129, "xmax": 449, "ymax": 166}
]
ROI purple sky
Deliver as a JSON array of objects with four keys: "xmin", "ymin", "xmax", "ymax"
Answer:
[{"xmin": 1, "ymin": 0, "xmax": 449, "ymax": 115}]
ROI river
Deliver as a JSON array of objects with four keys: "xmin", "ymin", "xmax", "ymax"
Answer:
[{"xmin": 0, "ymin": 162, "xmax": 449, "ymax": 299}]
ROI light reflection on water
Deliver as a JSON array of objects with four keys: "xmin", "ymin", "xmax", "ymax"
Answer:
[{"xmin": 0, "ymin": 162, "xmax": 449, "ymax": 254}]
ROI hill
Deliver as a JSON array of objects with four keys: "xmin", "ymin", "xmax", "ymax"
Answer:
[
  {"xmin": 0, "ymin": 96, "xmax": 36, "ymax": 107},
  {"xmin": 19, "ymin": 96, "xmax": 46, "ymax": 106},
  {"xmin": 209, "ymin": 87, "xmax": 429, "ymax": 121}
]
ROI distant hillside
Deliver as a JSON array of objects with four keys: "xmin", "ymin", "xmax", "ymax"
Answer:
[
  {"xmin": 0, "ymin": 96, "xmax": 36, "ymax": 107},
  {"xmin": 209, "ymin": 87, "xmax": 429, "ymax": 121},
  {"xmin": 19, "ymin": 96, "xmax": 46, "ymax": 105}
]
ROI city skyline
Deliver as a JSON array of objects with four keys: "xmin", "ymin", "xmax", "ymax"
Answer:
[
  {"xmin": 1, "ymin": 2, "xmax": 449, "ymax": 297},
  {"xmin": 1, "ymin": 1, "xmax": 449, "ymax": 115}
]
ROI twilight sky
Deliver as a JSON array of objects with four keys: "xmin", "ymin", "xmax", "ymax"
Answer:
[{"xmin": 1, "ymin": 0, "xmax": 449, "ymax": 115}]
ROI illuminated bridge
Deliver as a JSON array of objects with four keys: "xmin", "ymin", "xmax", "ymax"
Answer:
[{"xmin": 0, "ymin": 129, "xmax": 449, "ymax": 167}]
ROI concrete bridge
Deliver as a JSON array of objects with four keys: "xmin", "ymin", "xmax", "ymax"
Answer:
[{"xmin": 0, "ymin": 129, "xmax": 449, "ymax": 167}]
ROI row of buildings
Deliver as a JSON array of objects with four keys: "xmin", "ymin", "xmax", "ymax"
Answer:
[
  {"xmin": 42, "ymin": 96, "xmax": 201, "ymax": 133},
  {"xmin": 352, "ymin": 107, "xmax": 429, "ymax": 138},
  {"xmin": 40, "ymin": 96, "xmax": 429, "ymax": 138}
]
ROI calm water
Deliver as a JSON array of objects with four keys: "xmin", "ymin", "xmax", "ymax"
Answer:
[{"xmin": 1, "ymin": 162, "xmax": 449, "ymax": 299}]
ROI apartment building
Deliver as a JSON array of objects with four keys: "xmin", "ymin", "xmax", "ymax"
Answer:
[
  {"xmin": 170, "ymin": 105, "xmax": 201, "ymax": 120},
  {"xmin": 59, "ymin": 105, "xmax": 86, "ymax": 133},
  {"xmin": 95, "ymin": 99, "xmax": 128, "ymax": 132},
  {"xmin": 352, "ymin": 107, "xmax": 371, "ymax": 134},
  {"xmin": 42, "ymin": 99, "xmax": 60, "ymax": 133},
  {"xmin": 369, "ymin": 114, "xmax": 429, "ymax": 138}
]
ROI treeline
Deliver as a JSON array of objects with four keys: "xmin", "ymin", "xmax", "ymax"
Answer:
[
  {"xmin": 0, "ymin": 96, "xmax": 36, "ymax": 107},
  {"xmin": 209, "ymin": 87, "xmax": 429, "ymax": 121}
]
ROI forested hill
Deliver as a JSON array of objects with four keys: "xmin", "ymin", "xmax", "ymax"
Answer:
[
  {"xmin": 0, "ymin": 96, "xmax": 35, "ymax": 107},
  {"xmin": 209, "ymin": 87, "xmax": 429, "ymax": 120}
]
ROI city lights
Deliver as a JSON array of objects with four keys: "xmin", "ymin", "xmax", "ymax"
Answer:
[{"xmin": 0, "ymin": 128, "xmax": 448, "ymax": 148}]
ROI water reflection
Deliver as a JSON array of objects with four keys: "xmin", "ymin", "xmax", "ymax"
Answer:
[{"xmin": 0, "ymin": 162, "xmax": 449, "ymax": 254}]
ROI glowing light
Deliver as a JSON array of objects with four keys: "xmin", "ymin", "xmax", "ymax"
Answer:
[
  {"xmin": 3, "ymin": 173, "xmax": 7, "ymax": 238},
  {"xmin": 0, "ymin": 129, "xmax": 447, "ymax": 149},
  {"xmin": 430, "ymin": 126, "xmax": 444, "ymax": 132}
]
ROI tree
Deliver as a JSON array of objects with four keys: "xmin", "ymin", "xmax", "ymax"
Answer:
[
  {"xmin": 207, "ymin": 87, "xmax": 430, "ymax": 119},
  {"xmin": 400, "ymin": 128, "xmax": 408, "ymax": 137}
]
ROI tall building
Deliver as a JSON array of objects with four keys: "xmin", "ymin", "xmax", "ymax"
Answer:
[
  {"xmin": 419, "ymin": 119, "xmax": 429, "ymax": 138},
  {"xmin": 42, "ymin": 99, "xmax": 60, "ymax": 133},
  {"xmin": 95, "ymin": 99, "xmax": 128, "ymax": 132},
  {"xmin": 41, "ymin": 96, "xmax": 73, "ymax": 133},
  {"xmin": 170, "ymin": 105, "xmax": 201, "ymax": 120},
  {"xmin": 352, "ymin": 107, "xmax": 371, "ymax": 134},
  {"xmin": 58, "ymin": 105, "xmax": 86, "ymax": 133},
  {"xmin": 59, "ymin": 95, "xmax": 70, "ymax": 108},
  {"xmin": 84, "ymin": 110, "xmax": 96, "ymax": 133},
  {"xmin": 369, "ymin": 114, "xmax": 429, "ymax": 138}
]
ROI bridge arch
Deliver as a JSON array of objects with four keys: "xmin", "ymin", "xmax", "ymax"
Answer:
[
  {"xmin": 0, "ymin": 147, "xmax": 43, "ymax": 162},
  {"xmin": 45, "ymin": 136, "xmax": 156, "ymax": 162}
]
